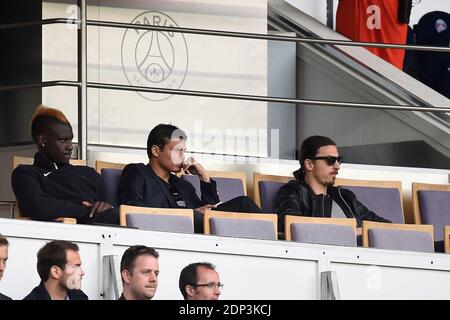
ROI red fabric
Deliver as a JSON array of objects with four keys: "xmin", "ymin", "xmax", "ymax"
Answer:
[{"xmin": 336, "ymin": 0, "xmax": 408, "ymax": 69}]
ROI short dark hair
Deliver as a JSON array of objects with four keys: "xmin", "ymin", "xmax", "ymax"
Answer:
[
  {"xmin": 146, "ymin": 124, "xmax": 187, "ymax": 159},
  {"xmin": 36, "ymin": 240, "xmax": 79, "ymax": 282},
  {"xmin": 31, "ymin": 105, "xmax": 71, "ymax": 142},
  {"xmin": 0, "ymin": 234, "xmax": 8, "ymax": 247},
  {"xmin": 179, "ymin": 262, "xmax": 216, "ymax": 300},
  {"xmin": 120, "ymin": 245, "xmax": 159, "ymax": 280},
  {"xmin": 294, "ymin": 135, "xmax": 337, "ymax": 181}
]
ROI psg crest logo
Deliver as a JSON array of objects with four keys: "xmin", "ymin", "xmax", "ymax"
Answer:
[{"xmin": 121, "ymin": 11, "xmax": 189, "ymax": 101}]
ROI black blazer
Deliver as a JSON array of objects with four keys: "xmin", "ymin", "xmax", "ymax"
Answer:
[
  {"xmin": 23, "ymin": 282, "xmax": 88, "ymax": 300},
  {"xmin": 118, "ymin": 163, "xmax": 220, "ymax": 209},
  {"xmin": 0, "ymin": 292, "xmax": 12, "ymax": 300}
]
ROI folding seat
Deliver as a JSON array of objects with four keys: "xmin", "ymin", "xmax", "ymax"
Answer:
[
  {"xmin": 204, "ymin": 209, "xmax": 277, "ymax": 240},
  {"xmin": 120, "ymin": 205, "xmax": 194, "ymax": 234},
  {"xmin": 285, "ymin": 215, "xmax": 357, "ymax": 247}
]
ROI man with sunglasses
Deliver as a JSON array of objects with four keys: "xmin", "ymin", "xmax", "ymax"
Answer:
[
  {"xmin": 275, "ymin": 135, "xmax": 390, "ymax": 237},
  {"xmin": 179, "ymin": 262, "xmax": 222, "ymax": 300}
]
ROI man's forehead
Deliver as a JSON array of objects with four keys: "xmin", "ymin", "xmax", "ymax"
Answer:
[{"xmin": 48, "ymin": 122, "xmax": 73, "ymax": 136}]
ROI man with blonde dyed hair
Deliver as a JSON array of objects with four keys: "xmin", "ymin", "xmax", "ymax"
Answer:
[{"xmin": 11, "ymin": 105, "xmax": 118, "ymax": 224}]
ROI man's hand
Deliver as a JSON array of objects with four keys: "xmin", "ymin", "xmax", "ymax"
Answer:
[
  {"xmin": 194, "ymin": 204, "xmax": 217, "ymax": 215},
  {"xmin": 183, "ymin": 157, "xmax": 210, "ymax": 182},
  {"xmin": 82, "ymin": 201, "xmax": 113, "ymax": 219}
]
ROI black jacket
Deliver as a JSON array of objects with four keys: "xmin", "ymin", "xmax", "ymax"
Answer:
[
  {"xmin": 11, "ymin": 152, "xmax": 108, "ymax": 223},
  {"xmin": 23, "ymin": 282, "xmax": 88, "ymax": 300},
  {"xmin": 275, "ymin": 179, "xmax": 391, "ymax": 232},
  {"xmin": 0, "ymin": 292, "xmax": 12, "ymax": 300},
  {"xmin": 118, "ymin": 163, "xmax": 220, "ymax": 208}
]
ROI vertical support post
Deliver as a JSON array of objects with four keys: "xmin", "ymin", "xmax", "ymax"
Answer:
[
  {"xmin": 321, "ymin": 271, "xmax": 341, "ymax": 300},
  {"xmin": 77, "ymin": 0, "xmax": 87, "ymax": 160},
  {"xmin": 326, "ymin": 0, "xmax": 334, "ymax": 29}
]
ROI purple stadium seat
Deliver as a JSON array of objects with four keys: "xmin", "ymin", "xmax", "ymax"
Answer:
[
  {"xmin": 418, "ymin": 190, "xmax": 450, "ymax": 242},
  {"xmin": 368, "ymin": 228, "xmax": 434, "ymax": 253},
  {"xmin": 101, "ymin": 168, "xmax": 123, "ymax": 207},
  {"xmin": 291, "ymin": 223, "xmax": 356, "ymax": 247},
  {"xmin": 126, "ymin": 213, "xmax": 194, "ymax": 234},
  {"xmin": 210, "ymin": 217, "xmax": 276, "ymax": 240},
  {"xmin": 259, "ymin": 181, "xmax": 285, "ymax": 213},
  {"xmin": 181, "ymin": 175, "xmax": 245, "ymax": 203},
  {"xmin": 342, "ymin": 186, "xmax": 404, "ymax": 224}
]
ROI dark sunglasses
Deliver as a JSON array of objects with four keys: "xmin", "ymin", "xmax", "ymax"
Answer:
[{"xmin": 310, "ymin": 156, "xmax": 343, "ymax": 166}]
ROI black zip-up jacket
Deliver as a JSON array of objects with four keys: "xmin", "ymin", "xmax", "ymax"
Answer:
[
  {"xmin": 11, "ymin": 152, "xmax": 107, "ymax": 223},
  {"xmin": 0, "ymin": 292, "xmax": 12, "ymax": 300},
  {"xmin": 274, "ymin": 179, "xmax": 391, "ymax": 233},
  {"xmin": 23, "ymin": 282, "xmax": 88, "ymax": 300}
]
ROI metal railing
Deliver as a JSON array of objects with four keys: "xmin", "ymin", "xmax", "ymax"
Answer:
[{"xmin": 1, "ymin": 2, "xmax": 449, "ymax": 159}]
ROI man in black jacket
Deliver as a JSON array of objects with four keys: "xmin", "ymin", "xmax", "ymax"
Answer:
[
  {"xmin": 24, "ymin": 240, "xmax": 88, "ymax": 300},
  {"xmin": 0, "ymin": 235, "xmax": 11, "ymax": 300},
  {"xmin": 119, "ymin": 124, "xmax": 261, "ymax": 232},
  {"xmin": 275, "ymin": 136, "xmax": 390, "ymax": 236},
  {"xmin": 11, "ymin": 105, "xmax": 118, "ymax": 224}
]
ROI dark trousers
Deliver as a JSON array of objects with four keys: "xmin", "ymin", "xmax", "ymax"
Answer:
[{"xmin": 194, "ymin": 196, "xmax": 261, "ymax": 233}]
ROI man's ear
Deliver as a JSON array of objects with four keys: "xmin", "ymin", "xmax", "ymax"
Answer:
[
  {"xmin": 185, "ymin": 285, "xmax": 195, "ymax": 298},
  {"xmin": 122, "ymin": 270, "xmax": 131, "ymax": 285},
  {"xmin": 50, "ymin": 265, "xmax": 62, "ymax": 280},
  {"xmin": 151, "ymin": 145, "xmax": 159, "ymax": 158},
  {"xmin": 304, "ymin": 159, "xmax": 314, "ymax": 172},
  {"xmin": 37, "ymin": 134, "xmax": 46, "ymax": 147}
]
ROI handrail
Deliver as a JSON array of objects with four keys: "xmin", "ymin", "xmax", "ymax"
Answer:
[
  {"xmin": 2, "ymin": 17, "xmax": 448, "ymax": 52},
  {"xmin": 0, "ymin": 80, "xmax": 80, "ymax": 92},
  {"xmin": 87, "ymin": 82, "xmax": 450, "ymax": 113},
  {"xmin": 0, "ymin": 18, "xmax": 78, "ymax": 30},
  {"xmin": 87, "ymin": 19, "xmax": 450, "ymax": 53}
]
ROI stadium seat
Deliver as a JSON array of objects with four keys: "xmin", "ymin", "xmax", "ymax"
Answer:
[
  {"xmin": 253, "ymin": 173, "xmax": 292, "ymax": 213},
  {"xmin": 412, "ymin": 182, "xmax": 450, "ymax": 243},
  {"xmin": 335, "ymin": 178, "xmax": 404, "ymax": 223},
  {"xmin": 100, "ymin": 168, "xmax": 123, "ymax": 207},
  {"xmin": 204, "ymin": 209, "xmax": 277, "ymax": 240},
  {"xmin": 363, "ymin": 221, "xmax": 434, "ymax": 253},
  {"xmin": 119, "ymin": 204, "xmax": 194, "ymax": 234},
  {"xmin": 182, "ymin": 170, "xmax": 247, "ymax": 203},
  {"xmin": 285, "ymin": 215, "xmax": 357, "ymax": 247}
]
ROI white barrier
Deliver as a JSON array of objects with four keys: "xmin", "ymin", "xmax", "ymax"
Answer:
[{"xmin": 1, "ymin": 218, "xmax": 450, "ymax": 300}]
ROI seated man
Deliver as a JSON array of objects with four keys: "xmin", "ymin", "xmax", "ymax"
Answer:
[
  {"xmin": 179, "ymin": 262, "xmax": 222, "ymax": 300},
  {"xmin": 275, "ymin": 135, "xmax": 391, "ymax": 236},
  {"xmin": 118, "ymin": 124, "xmax": 260, "ymax": 232},
  {"xmin": 11, "ymin": 105, "xmax": 118, "ymax": 225},
  {"xmin": 119, "ymin": 245, "xmax": 159, "ymax": 300},
  {"xmin": 24, "ymin": 240, "xmax": 88, "ymax": 300},
  {"xmin": 0, "ymin": 235, "xmax": 11, "ymax": 300}
]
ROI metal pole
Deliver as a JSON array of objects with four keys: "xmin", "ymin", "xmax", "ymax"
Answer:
[
  {"xmin": 0, "ymin": 80, "xmax": 80, "ymax": 92},
  {"xmin": 326, "ymin": 0, "xmax": 334, "ymax": 29},
  {"xmin": 77, "ymin": 0, "xmax": 87, "ymax": 160},
  {"xmin": 0, "ymin": 18, "xmax": 78, "ymax": 30},
  {"xmin": 87, "ymin": 19, "xmax": 450, "ymax": 53},
  {"xmin": 87, "ymin": 82, "xmax": 450, "ymax": 114}
]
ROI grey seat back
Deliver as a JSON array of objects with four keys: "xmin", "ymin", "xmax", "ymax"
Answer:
[
  {"xmin": 210, "ymin": 217, "xmax": 276, "ymax": 240},
  {"xmin": 291, "ymin": 223, "xmax": 356, "ymax": 247},
  {"xmin": 126, "ymin": 213, "xmax": 194, "ymax": 234},
  {"xmin": 368, "ymin": 228, "xmax": 434, "ymax": 253}
]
